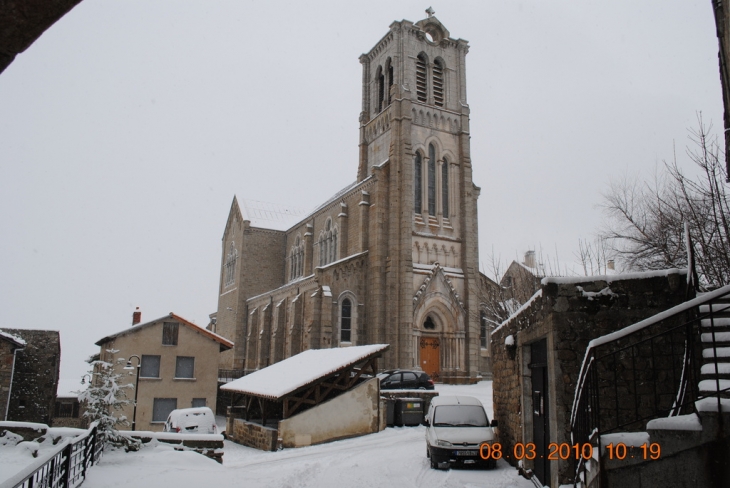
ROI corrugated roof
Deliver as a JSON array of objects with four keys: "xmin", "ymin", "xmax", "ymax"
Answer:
[{"xmin": 221, "ymin": 344, "xmax": 389, "ymax": 400}]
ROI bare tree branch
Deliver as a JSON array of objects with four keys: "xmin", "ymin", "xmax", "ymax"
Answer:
[{"xmin": 599, "ymin": 116, "xmax": 730, "ymax": 288}]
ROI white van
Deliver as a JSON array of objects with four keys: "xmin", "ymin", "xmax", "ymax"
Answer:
[
  {"xmin": 163, "ymin": 407, "xmax": 218, "ymax": 434},
  {"xmin": 424, "ymin": 396, "xmax": 498, "ymax": 469}
]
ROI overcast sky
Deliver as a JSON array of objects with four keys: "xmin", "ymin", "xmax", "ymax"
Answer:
[{"xmin": 0, "ymin": 1, "xmax": 723, "ymax": 382}]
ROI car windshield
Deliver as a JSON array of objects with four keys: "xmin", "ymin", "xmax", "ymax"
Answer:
[{"xmin": 433, "ymin": 405, "xmax": 488, "ymax": 427}]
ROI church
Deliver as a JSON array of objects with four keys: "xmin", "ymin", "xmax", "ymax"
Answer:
[{"xmin": 211, "ymin": 12, "xmax": 489, "ymax": 384}]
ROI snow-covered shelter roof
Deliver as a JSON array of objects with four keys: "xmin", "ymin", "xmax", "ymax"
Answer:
[
  {"xmin": 240, "ymin": 199, "xmax": 308, "ymax": 231},
  {"xmin": 95, "ymin": 313, "xmax": 233, "ymax": 352},
  {"xmin": 222, "ymin": 344, "xmax": 389, "ymax": 400}
]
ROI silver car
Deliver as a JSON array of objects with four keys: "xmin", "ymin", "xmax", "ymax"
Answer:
[{"xmin": 424, "ymin": 395, "xmax": 498, "ymax": 469}]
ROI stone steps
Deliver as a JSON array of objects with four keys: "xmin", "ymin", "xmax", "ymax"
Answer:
[
  {"xmin": 598, "ymin": 408, "xmax": 730, "ymax": 487},
  {"xmin": 698, "ymin": 294, "xmax": 730, "ymax": 398}
]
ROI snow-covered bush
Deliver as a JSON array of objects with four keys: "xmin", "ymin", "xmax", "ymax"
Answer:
[{"xmin": 79, "ymin": 349, "xmax": 140, "ymax": 450}]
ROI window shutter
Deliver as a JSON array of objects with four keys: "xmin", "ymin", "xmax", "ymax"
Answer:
[
  {"xmin": 433, "ymin": 61, "xmax": 444, "ymax": 107},
  {"xmin": 416, "ymin": 55, "xmax": 427, "ymax": 102}
]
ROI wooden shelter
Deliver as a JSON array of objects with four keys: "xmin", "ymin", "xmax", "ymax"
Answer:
[{"xmin": 221, "ymin": 345, "xmax": 388, "ymax": 449}]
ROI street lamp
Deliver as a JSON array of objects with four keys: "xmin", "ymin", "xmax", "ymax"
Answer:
[
  {"xmin": 80, "ymin": 374, "xmax": 92, "ymax": 385},
  {"xmin": 123, "ymin": 355, "xmax": 141, "ymax": 431}
]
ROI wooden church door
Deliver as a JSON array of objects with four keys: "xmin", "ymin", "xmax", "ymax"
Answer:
[{"xmin": 419, "ymin": 337, "xmax": 440, "ymax": 382}]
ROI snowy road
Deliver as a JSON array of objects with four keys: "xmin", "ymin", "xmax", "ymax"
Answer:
[{"xmin": 82, "ymin": 381, "xmax": 535, "ymax": 488}]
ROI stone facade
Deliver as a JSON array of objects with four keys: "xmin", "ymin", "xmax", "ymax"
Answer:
[
  {"xmin": 212, "ymin": 14, "xmax": 486, "ymax": 383},
  {"xmin": 1, "ymin": 329, "xmax": 60, "ymax": 425},
  {"xmin": 491, "ymin": 270, "xmax": 690, "ymax": 487}
]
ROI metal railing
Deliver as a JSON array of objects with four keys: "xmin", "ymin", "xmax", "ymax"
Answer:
[
  {"xmin": 3, "ymin": 422, "xmax": 103, "ymax": 488},
  {"xmin": 570, "ymin": 285, "xmax": 730, "ymax": 486},
  {"xmin": 218, "ymin": 369, "xmax": 246, "ymax": 383}
]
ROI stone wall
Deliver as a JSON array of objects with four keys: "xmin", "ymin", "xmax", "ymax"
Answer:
[
  {"xmin": 2, "ymin": 329, "xmax": 60, "ymax": 425},
  {"xmin": 232, "ymin": 418, "xmax": 278, "ymax": 451},
  {"xmin": 491, "ymin": 270, "xmax": 690, "ymax": 486}
]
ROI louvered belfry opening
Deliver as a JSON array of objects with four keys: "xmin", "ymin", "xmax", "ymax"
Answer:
[
  {"xmin": 377, "ymin": 69, "xmax": 385, "ymax": 112},
  {"xmin": 427, "ymin": 144, "xmax": 436, "ymax": 216},
  {"xmin": 433, "ymin": 59, "xmax": 444, "ymax": 107},
  {"xmin": 416, "ymin": 54, "xmax": 427, "ymax": 103},
  {"xmin": 387, "ymin": 63, "xmax": 394, "ymax": 105},
  {"xmin": 414, "ymin": 152, "xmax": 423, "ymax": 213}
]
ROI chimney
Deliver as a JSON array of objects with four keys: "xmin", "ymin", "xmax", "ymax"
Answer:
[
  {"xmin": 132, "ymin": 307, "xmax": 141, "ymax": 325},
  {"xmin": 607, "ymin": 259, "xmax": 615, "ymax": 271},
  {"xmin": 523, "ymin": 250, "xmax": 536, "ymax": 269}
]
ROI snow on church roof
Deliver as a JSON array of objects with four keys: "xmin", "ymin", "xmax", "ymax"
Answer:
[
  {"xmin": 240, "ymin": 199, "xmax": 308, "ymax": 231},
  {"xmin": 239, "ymin": 175, "xmax": 374, "ymax": 233},
  {"xmin": 221, "ymin": 344, "xmax": 389, "ymax": 400}
]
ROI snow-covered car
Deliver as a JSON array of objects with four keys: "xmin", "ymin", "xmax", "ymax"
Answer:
[
  {"xmin": 163, "ymin": 407, "xmax": 217, "ymax": 434},
  {"xmin": 424, "ymin": 396, "xmax": 498, "ymax": 469}
]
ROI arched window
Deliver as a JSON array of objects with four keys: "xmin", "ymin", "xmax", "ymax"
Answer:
[
  {"xmin": 428, "ymin": 144, "xmax": 436, "ymax": 216},
  {"xmin": 433, "ymin": 59, "xmax": 444, "ymax": 107},
  {"xmin": 387, "ymin": 62, "xmax": 394, "ymax": 105},
  {"xmin": 442, "ymin": 156, "xmax": 449, "ymax": 218},
  {"xmin": 414, "ymin": 152, "xmax": 422, "ymax": 214},
  {"xmin": 377, "ymin": 66, "xmax": 385, "ymax": 113},
  {"xmin": 290, "ymin": 236, "xmax": 304, "ymax": 280},
  {"xmin": 224, "ymin": 242, "xmax": 237, "ymax": 287},
  {"xmin": 416, "ymin": 53, "xmax": 427, "ymax": 103},
  {"xmin": 341, "ymin": 298, "xmax": 352, "ymax": 343},
  {"xmin": 480, "ymin": 312, "xmax": 488, "ymax": 349},
  {"xmin": 424, "ymin": 316, "xmax": 436, "ymax": 330},
  {"xmin": 319, "ymin": 219, "xmax": 337, "ymax": 267}
]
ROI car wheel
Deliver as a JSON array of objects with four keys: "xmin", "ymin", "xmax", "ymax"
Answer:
[
  {"xmin": 426, "ymin": 447, "xmax": 430, "ymax": 458},
  {"xmin": 430, "ymin": 456, "xmax": 438, "ymax": 469}
]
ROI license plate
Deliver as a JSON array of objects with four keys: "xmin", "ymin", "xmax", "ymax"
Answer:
[{"xmin": 455, "ymin": 450, "xmax": 478, "ymax": 456}]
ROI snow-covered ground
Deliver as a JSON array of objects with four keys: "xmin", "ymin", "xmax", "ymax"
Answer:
[
  {"xmin": 0, "ymin": 427, "xmax": 88, "ymax": 485},
  {"xmin": 80, "ymin": 381, "xmax": 534, "ymax": 488}
]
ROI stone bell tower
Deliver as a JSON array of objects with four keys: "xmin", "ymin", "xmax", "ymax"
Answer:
[{"xmin": 358, "ymin": 10, "xmax": 482, "ymax": 383}]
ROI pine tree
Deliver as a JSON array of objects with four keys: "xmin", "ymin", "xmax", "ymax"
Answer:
[{"xmin": 79, "ymin": 349, "xmax": 140, "ymax": 449}]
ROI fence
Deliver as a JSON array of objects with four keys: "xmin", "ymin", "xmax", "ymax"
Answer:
[
  {"xmin": 570, "ymin": 284, "xmax": 730, "ymax": 486},
  {"xmin": 2, "ymin": 422, "xmax": 103, "ymax": 488}
]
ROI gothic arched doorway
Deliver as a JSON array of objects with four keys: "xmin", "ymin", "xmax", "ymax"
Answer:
[{"xmin": 419, "ymin": 315, "xmax": 441, "ymax": 381}]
